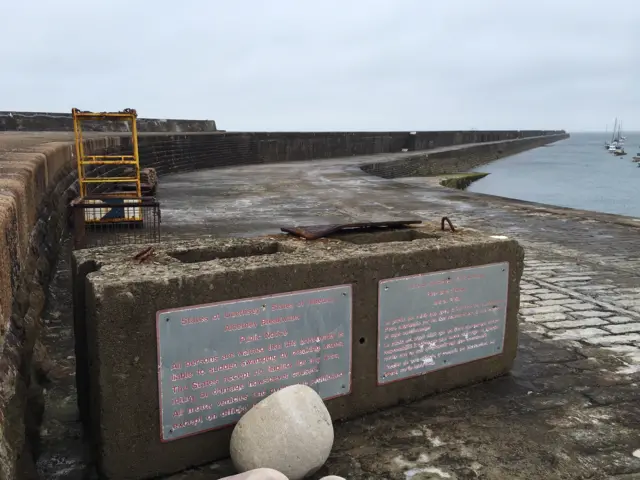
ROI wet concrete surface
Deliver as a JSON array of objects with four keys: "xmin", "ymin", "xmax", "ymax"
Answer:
[
  {"xmin": 35, "ymin": 150, "xmax": 640, "ymax": 479},
  {"xmin": 157, "ymin": 154, "xmax": 437, "ymax": 239},
  {"xmin": 156, "ymin": 151, "xmax": 640, "ymax": 251}
]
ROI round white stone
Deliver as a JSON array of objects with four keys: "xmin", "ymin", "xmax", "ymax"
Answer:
[
  {"xmin": 220, "ymin": 468, "xmax": 289, "ymax": 480},
  {"xmin": 230, "ymin": 384, "xmax": 334, "ymax": 480},
  {"xmin": 319, "ymin": 476, "xmax": 346, "ymax": 480}
]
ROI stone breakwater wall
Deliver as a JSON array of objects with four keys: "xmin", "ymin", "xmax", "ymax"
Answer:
[
  {"xmin": 90, "ymin": 130, "xmax": 566, "ymax": 178},
  {"xmin": 0, "ymin": 111, "xmax": 218, "ymax": 133},
  {"xmin": 0, "ymin": 136, "xmax": 126, "ymax": 479},
  {"xmin": 360, "ymin": 133, "xmax": 569, "ymax": 179},
  {"xmin": 0, "ymin": 128, "xmax": 564, "ymax": 479}
]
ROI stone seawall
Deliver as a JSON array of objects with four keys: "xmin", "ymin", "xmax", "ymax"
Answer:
[
  {"xmin": 0, "ymin": 136, "xmax": 131, "ymax": 479},
  {"xmin": 359, "ymin": 134, "xmax": 569, "ymax": 179},
  {"xmin": 73, "ymin": 131, "xmax": 568, "ymax": 201},
  {"xmin": 98, "ymin": 130, "xmax": 566, "ymax": 177},
  {"xmin": 0, "ymin": 111, "xmax": 218, "ymax": 133},
  {"xmin": 0, "ymin": 128, "xmax": 565, "ymax": 479}
]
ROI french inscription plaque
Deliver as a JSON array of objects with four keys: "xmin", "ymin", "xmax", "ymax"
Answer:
[
  {"xmin": 377, "ymin": 262, "xmax": 509, "ymax": 384},
  {"xmin": 156, "ymin": 285, "xmax": 353, "ymax": 441}
]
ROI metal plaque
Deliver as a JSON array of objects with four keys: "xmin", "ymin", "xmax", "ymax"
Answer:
[
  {"xmin": 377, "ymin": 262, "xmax": 509, "ymax": 385},
  {"xmin": 156, "ymin": 285, "xmax": 353, "ymax": 442}
]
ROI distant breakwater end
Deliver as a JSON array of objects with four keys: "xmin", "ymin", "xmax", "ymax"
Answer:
[
  {"xmin": 359, "ymin": 133, "xmax": 567, "ymax": 180},
  {"xmin": 439, "ymin": 172, "xmax": 489, "ymax": 190}
]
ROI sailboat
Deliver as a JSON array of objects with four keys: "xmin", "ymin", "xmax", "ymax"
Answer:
[
  {"xmin": 607, "ymin": 118, "xmax": 626, "ymax": 155},
  {"xmin": 615, "ymin": 122, "xmax": 627, "ymax": 155},
  {"xmin": 618, "ymin": 121, "xmax": 627, "ymax": 143},
  {"xmin": 605, "ymin": 118, "xmax": 619, "ymax": 150}
]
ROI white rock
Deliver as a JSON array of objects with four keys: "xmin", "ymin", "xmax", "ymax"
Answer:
[
  {"xmin": 230, "ymin": 384, "xmax": 334, "ymax": 480},
  {"xmin": 320, "ymin": 476, "xmax": 346, "ymax": 480},
  {"xmin": 220, "ymin": 468, "xmax": 289, "ymax": 480}
]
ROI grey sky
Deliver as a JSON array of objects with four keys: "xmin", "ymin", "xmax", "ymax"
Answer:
[{"xmin": 2, "ymin": 0, "xmax": 639, "ymax": 131}]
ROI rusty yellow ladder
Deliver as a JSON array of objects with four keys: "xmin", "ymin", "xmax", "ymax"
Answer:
[{"xmin": 71, "ymin": 108, "xmax": 142, "ymax": 198}]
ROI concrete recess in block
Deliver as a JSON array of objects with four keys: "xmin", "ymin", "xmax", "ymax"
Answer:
[{"xmin": 71, "ymin": 224, "xmax": 524, "ymax": 479}]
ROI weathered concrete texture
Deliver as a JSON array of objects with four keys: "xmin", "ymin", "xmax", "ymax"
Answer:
[
  {"xmin": 71, "ymin": 225, "xmax": 523, "ymax": 479},
  {"xmin": 0, "ymin": 134, "xmax": 132, "ymax": 480},
  {"xmin": 0, "ymin": 111, "xmax": 218, "ymax": 133},
  {"xmin": 38, "ymin": 246, "xmax": 640, "ymax": 480}
]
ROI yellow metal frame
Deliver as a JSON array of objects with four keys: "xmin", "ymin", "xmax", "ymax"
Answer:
[{"xmin": 72, "ymin": 108, "xmax": 142, "ymax": 198}]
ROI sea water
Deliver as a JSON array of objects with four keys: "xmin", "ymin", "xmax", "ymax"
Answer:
[{"xmin": 467, "ymin": 132, "xmax": 640, "ymax": 218}]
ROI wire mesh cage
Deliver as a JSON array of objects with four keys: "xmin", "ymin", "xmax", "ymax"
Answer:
[{"xmin": 70, "ymin": 196, "xmax": 161, "ymax": 249}]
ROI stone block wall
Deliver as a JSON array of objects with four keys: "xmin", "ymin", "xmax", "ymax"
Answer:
[
  {"xmin": 98, "ymin": 130, "xmax": 567, "ymax": 177},
  {"xmin": 0, "ymin": 135, "xmax": 127, "ymax": 480},
  {"xmin": 0, "ymin": 111, "xmax": 218, "ymax": 133}
]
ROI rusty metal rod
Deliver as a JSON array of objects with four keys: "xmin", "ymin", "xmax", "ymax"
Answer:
[
  {"xmin": 441, "ymin": 217, "xmax": 455, "ymax": 232},
  {"xmin": 133, "ymin": 246, "xmax": 154, "ymax": 262}
]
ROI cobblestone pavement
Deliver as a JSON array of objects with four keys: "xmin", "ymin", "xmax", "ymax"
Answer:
[
  {"xmin": 519, "ymin": 259, "xmax": 640, "ymax": 370},
  {"xmin": 35, "ymin": 151, "xmax": 640, "ymax": 479},
  {"xmin": 432, "ymin": 199, "xmax": 640, "ymax": 381}
]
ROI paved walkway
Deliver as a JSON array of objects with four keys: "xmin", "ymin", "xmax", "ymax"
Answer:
[{"xmin": 36, "ymin": 145, "xmax": 640, "ymax": 479}]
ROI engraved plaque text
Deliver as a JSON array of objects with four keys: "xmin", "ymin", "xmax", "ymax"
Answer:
[
  {"xmin": 157, "ymin": 285, "xmax": 352, "ymax": 441},
  {"xmin": 377, "ymin": 262, "xmax": 509, "ymax": 384}
]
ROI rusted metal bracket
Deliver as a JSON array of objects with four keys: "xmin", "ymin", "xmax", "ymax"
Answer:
[
  {"xmin": 281, "ymin": 220, "xmax": 422, "ymax": 240},
  {"xmin": 133, "ymin": 246, "xmax": 155, "ymax": 263},
  {"xmin": 441, "ymin": 217, "xmax": 455, "ymax": 232}
]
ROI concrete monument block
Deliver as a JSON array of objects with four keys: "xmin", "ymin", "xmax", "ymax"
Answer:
[{"xmin": 72, "ymin": 224, "xmax": 524, "ymax": 479}]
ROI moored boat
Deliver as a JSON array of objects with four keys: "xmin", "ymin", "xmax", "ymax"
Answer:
[{"xmin": 606, "ymin": 118, "xmax": 624, "ymax": 153}]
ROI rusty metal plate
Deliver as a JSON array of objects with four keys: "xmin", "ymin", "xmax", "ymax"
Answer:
[
  {"xmin": 377, "ymin": 262, "xmax": 509, "ymax": 385},
  {"xmin": 281, "ymin": 220, "xmax": 422, "ymax": 240},
  {"xmin": 156, "ymin": 285, "xmax": 353, "ymax": 442}
]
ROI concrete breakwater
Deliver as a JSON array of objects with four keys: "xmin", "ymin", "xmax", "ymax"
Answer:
[
  {"xmin": 60, "ymin": 131, "xmax": 569, "ymax": 195},
  {"xmin": 359, "ymin": 134, "xmax": 566, "ymax": 179},
  {"xmin": 108, "ymin": 130, "xmax": 567, "ymax": 176},
  {"xmin": 0, "ymin": 126, "xmax": 565, "ymax": 479}
]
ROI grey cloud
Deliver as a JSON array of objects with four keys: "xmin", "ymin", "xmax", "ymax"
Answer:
[{"xmin": 1, "ymin": 0, "xmax": 639, "ymax": 131}]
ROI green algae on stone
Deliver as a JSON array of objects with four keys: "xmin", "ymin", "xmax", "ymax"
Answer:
[{"xmin": 439, "ymin": 172, "xmax": 489, "ymax": 190}]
